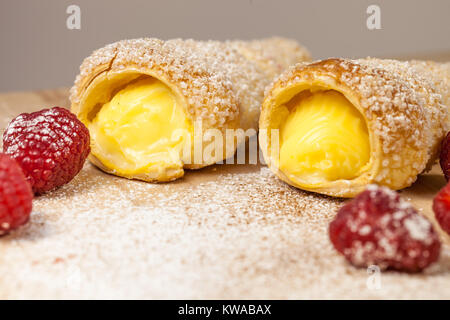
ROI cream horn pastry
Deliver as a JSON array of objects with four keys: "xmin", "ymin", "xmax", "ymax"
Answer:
[
  {"xmin": 70, "ymin": 37, "xmax": 310, "ymax": 182},
  {"xmin": 259, "ymin": 58, "xmax": 450, "ymax": 198}
]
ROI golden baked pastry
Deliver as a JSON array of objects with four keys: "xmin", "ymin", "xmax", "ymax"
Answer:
[
  {"xmin": 259, "ymin": 58, "xmax": 450, "ymax": 197},
  {"xmin": 70, "ymin": 37, "xmax": 310, "ymax": 182}
]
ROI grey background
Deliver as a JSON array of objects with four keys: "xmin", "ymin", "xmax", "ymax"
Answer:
[{"xmin": 1, "ymin": 0, "xmax": 449, "ymax": 92}]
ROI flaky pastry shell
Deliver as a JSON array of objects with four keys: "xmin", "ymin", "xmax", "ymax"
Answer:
[
  {"xmin": 70, "ymin": 37, "xmax": 310, "ymax": 182},
  {"xmin": 260, "ymin": 58, "xmax": 450, "ymax": 197}
]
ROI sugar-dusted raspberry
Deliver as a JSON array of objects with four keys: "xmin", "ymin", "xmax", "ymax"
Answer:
[
  {"xmin": 329, "ymin": 184, "xmax": 441, "ymax": 272},
  {"xmin": 3, "ymin": 107, "xmax": 90, "ymax": 194},
  {"xmin": 440, "ymin": 131, "xmax": 450, "ymax": 181},
  {"xmin": 0, "ymin": 153, "xmax": 33, "ymax": 235},
  {"xmin": 433, "ymin": 182, "xmax": 450, "ymax": 234}
]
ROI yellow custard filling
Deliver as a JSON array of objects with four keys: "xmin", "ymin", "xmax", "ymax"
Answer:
[
  {"xmin": 279, "ymin": 90, "xmax": 370, "ymax": 184},
  {"xmin": 89, "ymin": 78, "xmax": 193, "ymax": 176}
]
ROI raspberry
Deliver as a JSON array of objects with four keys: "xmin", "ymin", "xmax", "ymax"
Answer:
[
  {"xmin": 440, "ymin": 131, "xmax": 450, "ymax": 181},
  {"xmin": 329, "ymin": 185, "xmax": 441, "ymax": 272},
  {"xmin": 3, "ymin": 107, "xmax": 90, "ymax": 194},
  {"xmin": 0, "ymin": 153, "xmax": 33, "ymax": 235},
  {"xmin": 433, "ymin": 182, "xmax": 450, "ymax": 234}
]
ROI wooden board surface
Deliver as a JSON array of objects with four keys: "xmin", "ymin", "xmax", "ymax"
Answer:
[{"xmin": 0, "ymin": 88, "xmax": 450, "ymax": 299}]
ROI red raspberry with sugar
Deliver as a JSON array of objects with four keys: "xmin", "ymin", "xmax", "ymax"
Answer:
[
  {"xmin": 440, "ymin": 131, "xmax": 450, "ymax": 181},
  {"xmin": 3, "ymin": 107, "xmax": 90, "ymax": 194},
  {"xmin": 329, "ymin": 184, "xmax": 441, "ymax": 272}
]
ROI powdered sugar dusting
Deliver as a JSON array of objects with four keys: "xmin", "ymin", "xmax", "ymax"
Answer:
[{"xmin": 0, "ymin": 163, "xmax": 342, "ymax": 299}]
